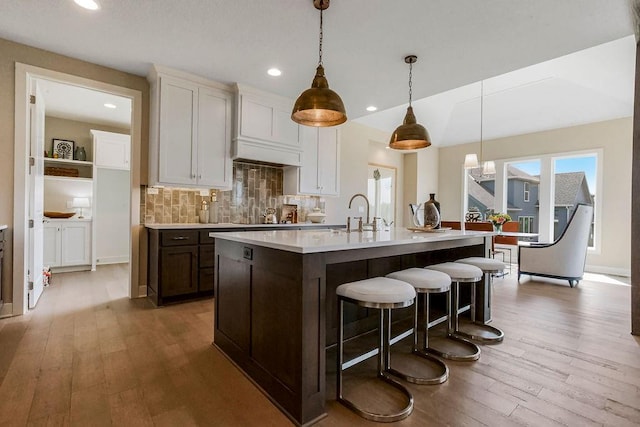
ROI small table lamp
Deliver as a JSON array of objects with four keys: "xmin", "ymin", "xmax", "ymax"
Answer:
[{"xmin": 72, "ymin": 197, "xmax": 90, "ymax": 218}]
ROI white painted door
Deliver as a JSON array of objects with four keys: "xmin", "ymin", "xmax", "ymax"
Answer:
[
  {"xmin": 299, "ymin": 126, "xmax": 320, "ymax": 194},
  {"xmin": 42, "ymin": 222, "xmax": 61, "ymax": 267},
  {"xmin": 197, "ymin": 86, "xmax": 231, "ymax": 188},
  {"xmin": 94, "ymin": 130, "xmax": 130, "ymax": 170},
  {"xmin": 61, "ymin": 222, "xmax": 91, "ymax": 266},
  {"xmin": 318, "ymin": 128, "xmax": 340, "ymax": 196},
  {"xmin": 158, "ymin": 76, "xmax": 197, "ymax": 185},
  {"xmin": 28, "ymin": 82, "xmax": 45, "ymax": 309}
]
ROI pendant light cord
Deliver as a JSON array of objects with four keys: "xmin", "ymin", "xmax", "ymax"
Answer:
[
  {"xmin": 480, "ymin": 80, "xmax": 484, "ymax": 164},
  {"xmin": 408, "ymin": 61, "xmax": 413, "ymax": 106},
  {"xmin": 318, "ymin": 3, "xmax": 323, "ymax": 65}
]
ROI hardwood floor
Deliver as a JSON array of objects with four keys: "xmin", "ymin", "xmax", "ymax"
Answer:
[{"xmin": 0, "ymin": 266, "xmax": 638, "ymax": 426}]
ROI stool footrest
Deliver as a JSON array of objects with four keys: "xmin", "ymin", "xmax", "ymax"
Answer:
[
  {"xmin": 385, "ymin": 351, "xmax": 448, "ymax": 385},
  {"xmin": 337, "ymin": 374, "xmax": 414, "ymax": 423},
  {"xmin": 455, "ymin": 323, "xmax": 505, "ymax": 343},
  {"xmin": 426, "ymin": 335, "xmax": 481, "ymax": 361}
]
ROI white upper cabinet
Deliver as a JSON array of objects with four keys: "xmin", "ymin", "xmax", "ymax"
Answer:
[
  {"xmin": 284, "ymin": 127, "xmax": 340, "ymax": 196},
  {"xmin": 148, "ymin": 65, "xmax": 232, "ymax": 189},
  {"xmin": 92, "ymin": 130, "xmax": 130, "ymax": 170},
  {"xmin": 233, "ymin": 84, "xmax": 303, "ymax": 166}
]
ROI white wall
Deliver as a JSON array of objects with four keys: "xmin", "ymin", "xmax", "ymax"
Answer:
[
  {"xmin": 438, "ymin": 117, "xmax": 632, "ymax": 275},
  {"xmin": 324, "ymin": 122, "xmax": 406, "ymax": 226},
  {"xmin": 403, "ymin": 147, "xmax": 440, "ymax": 226},
  {"xmin": 43, "ymin": 178, "xmax": 93, "ymax": 218}
]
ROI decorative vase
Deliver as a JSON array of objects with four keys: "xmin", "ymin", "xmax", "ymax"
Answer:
[
  {"xmin": 427, "ymin": 193, "xmax": 441, "ymax": 228},
  {"xmin": 423, "ymin": 200, "xmax": 441, "ymax": 229},
  {"xmin": 74, "ymin": 146, "xmax": 86, "ymax": 161},
  {"xmin": 493, "ymin": 223, "xmax": 502, "ymax": 234}
]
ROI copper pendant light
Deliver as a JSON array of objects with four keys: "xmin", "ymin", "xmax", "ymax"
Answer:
[
  {"xmin": 389, "ymin": 55, "xmax": 431, "ymax": 150},
  {"xmin": 291, "ymin": 0, "xmax": 347, "ymax": 127}
]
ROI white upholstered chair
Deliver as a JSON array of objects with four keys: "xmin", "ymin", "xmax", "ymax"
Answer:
[{"xmin": 518, "ymin": 203, "xmax": 593, "ymax": 288}]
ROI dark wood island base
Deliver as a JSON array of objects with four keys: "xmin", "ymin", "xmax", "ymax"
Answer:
[{"xmin": 213, "ymin": 230, "xmax": 489, "ymax": 425}]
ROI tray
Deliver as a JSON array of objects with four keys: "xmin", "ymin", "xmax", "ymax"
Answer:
[
  {"xmin": 44, "ymin": 211, "xmax": 75, "ymax": 219},
  {"xmin": 406, "ymin": 226, "xmax": 451, "ymax": 233}
]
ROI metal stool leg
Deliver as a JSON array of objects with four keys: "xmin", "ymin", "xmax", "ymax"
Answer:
[
  {"xmin": 454, "ymin": 274, "xmax": 505, "ymax": 343},
  {"xmin": 386, "ymin": 293, "xmax": 449, "ymax": 385},
  {"xmin": 336, "ymin": 297, "xmax": 413, "ymax": 423},
  {"xmin": 425, "ymin": 283, "xmax": 480, "ymax": 361}
]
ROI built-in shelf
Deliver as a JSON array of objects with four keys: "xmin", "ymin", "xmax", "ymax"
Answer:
[
  {"xmin": 43, "ymin": 158, "xmax": 93, "ymax": 167},
  {"xmin": 44, "ymin": 175, "xmax": 93, "ymax": 182}
]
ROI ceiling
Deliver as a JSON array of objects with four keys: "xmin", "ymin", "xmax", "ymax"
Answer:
[{"xmin": 1, "ymin": 1, "xmax": 634, "ymax": 144}]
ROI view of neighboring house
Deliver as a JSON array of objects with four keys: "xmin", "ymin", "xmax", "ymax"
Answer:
[{"xmin": 467, "ymin": 165, "xmax": 593, "ymax": 240}]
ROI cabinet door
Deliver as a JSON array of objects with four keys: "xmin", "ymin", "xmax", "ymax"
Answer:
[
  {"xmin": 317, "ymin": 127, "xmax": 340, "ymax": 196},
  {"xmin": 239, "ymin": 96, "xmax": 273, "ymax": 141},
  {"xmin": 158, "ymin": 76, "xmax": 197, "ymax": 185},
  {"xmin": 160, "ymin": 246, "xmax": 198, "ymax": 297},
  {"xmin": 95, "ymin": 132, "xmax": 130, "ymax": 170},
  {"xmin": 43, "ymin": 224, "xmax": 61, "ymax": 267},
  {"xmin": 61, "ymin": 222, "xmax": 91, "ymax": 266},
  {"xmin": 299, "ymin": 127, "xmax": 320, "ymax": 195},
  {"xmin": 197, "ymin": 87, "xmax": 232, "ymax": 188},
  {"xmin": 272, "ymin": 107, "xmax": 300, "ymax": 148}
]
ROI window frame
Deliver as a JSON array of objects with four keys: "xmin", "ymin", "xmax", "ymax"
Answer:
[{"xmin": 480, "ymin": 149, "xmax": 601, "ymax": 254}]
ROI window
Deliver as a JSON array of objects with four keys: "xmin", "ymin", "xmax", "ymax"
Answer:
[
  {"xmin": 523, "ymin": 182, "xmax": 530, "ymax": 202},
  {"xmin": 553, "ymin": 154, "xmax": 596, "ymax": 247},
  {"xmin": 518, "ymin": 216, "xmax": 535, "ymax": 233},
  {"xmin": 367, "ymin": 164, "xmax": 396, "ymax": 226}
]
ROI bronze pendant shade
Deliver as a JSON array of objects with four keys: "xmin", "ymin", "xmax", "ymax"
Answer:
[
  {"xmin": 291, "ymin": 0, "xmax": 347, "ymax": 127},
  {"xmin": 291, "ymin": 65, "xmax": 347, "ymax": 127},
  {"xmin": 389, "ymin": 55, "xmax": 431, "ymax": 150}
]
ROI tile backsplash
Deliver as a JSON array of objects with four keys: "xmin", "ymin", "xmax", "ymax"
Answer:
[{"xmin": 142, "ymin": 162, "xmax": 322, "ymax": 225}]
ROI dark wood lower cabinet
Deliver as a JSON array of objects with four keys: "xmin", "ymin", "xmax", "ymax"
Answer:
[{"xmin": 147, "ymin": 228, "xmax": 214, "ymax": 306}]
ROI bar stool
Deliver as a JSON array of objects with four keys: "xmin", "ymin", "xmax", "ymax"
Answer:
[
  {"xmin": 455, "ymin": 257, "xmax": 505, "ymax": 342},
  {"xmin": 337, "ymin": 277, "xmax": 416, "ymax": 422},
  {"xmin": 385, "ymin": 268, "xmax": 450, "ymax": 384},
  {"xmin": 424, "ymin": 262, "xmax": 482, "ymax": 361}
]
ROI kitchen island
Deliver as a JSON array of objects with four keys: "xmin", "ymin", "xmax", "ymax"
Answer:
[{"xmin": 211, "ymin": 228, "xmax": 492, "ymax": 426}]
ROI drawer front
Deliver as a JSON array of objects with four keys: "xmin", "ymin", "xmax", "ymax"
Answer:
[
  {"xmin": 199, "ymin": 230, "xmax": 215, "ymax": 244},
  {"xmin": 199, "ymin": 245, "xmax": 215, "ymax": 268},
  {"xmin": 160, "ymin": 230, "xmax": 199, "ymax": 247}
]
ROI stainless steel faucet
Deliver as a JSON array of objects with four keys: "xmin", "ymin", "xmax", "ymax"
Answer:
[{"xmin": 348, "ymin": 193, "xmax": 370, "ymax": 225}]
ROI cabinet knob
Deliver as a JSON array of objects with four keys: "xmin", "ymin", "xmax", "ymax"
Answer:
[{"xmin": 198, "ymin": 174, "xmax": 202, "ymax": 179}]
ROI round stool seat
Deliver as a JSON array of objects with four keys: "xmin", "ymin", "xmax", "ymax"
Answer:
[
  {"xmin": 337, "ymin": 277, "xmax": 416, "ymax": 306},
  {"xmin": 425, "ymin": 262, "xmax": 483, "ymax": 282},
  {"xmin": 456, "ymin": 257, "xmax": 505, "ymax": 274},
  {"xmin": 386, "ymin": 268, "xmax": 451, "ymax": 293}
]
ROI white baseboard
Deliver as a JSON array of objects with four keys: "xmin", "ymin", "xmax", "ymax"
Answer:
[
  {"xmin": 585, "ymin": 264, "xmax": 630, "ymax": 278},
  {"xmin": 97, "ymin": 256, "xmax": 130, "ymax": 265},
  {"xmin": 138, "ymin": 285, "xmax": 147, "ymax": 297},
  {"xmin": 0, "ymin": 303, "xmax": 14, "ymax": 318}
]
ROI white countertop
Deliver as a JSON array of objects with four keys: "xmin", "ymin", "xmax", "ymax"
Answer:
[
  {"xmin": 210, "ymin": 227, "xmax": 492, "ymax": 254},
  {"xmin": 146, "ymin": 222, "xmax": 343, "ymax": 230},
  {"xmin": 0, "ymin": 224, "xmax": 7, "ymax": 231}
]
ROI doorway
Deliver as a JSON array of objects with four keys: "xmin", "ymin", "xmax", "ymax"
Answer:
[{"xmin": 13, "ymin": 63, "xmax": 142, "ymax": 315}]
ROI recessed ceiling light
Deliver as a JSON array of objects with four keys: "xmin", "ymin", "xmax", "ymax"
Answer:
[
  {"xmin": 104, "ymin": 103, "xmax": 116, "ymax": 109},
  {"xmin": 74, "ymin": 0, "xmax": 100, "ymax": 10},
  {"xmin": 366, "ymin": 106, "xmax": 377, "ymax": 112},
  {"xmin": 267, "ymin": 68, "xmax": 282, "ymax": 77}
]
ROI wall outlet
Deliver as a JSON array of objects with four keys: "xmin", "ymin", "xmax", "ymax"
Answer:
[
  {"xmin": 147, "ymin": 187, "xmax": 159, "ymax": 195},
  {"xmin": 199, "ymin": 189, "xmax": 210, "ymax": 196}
]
